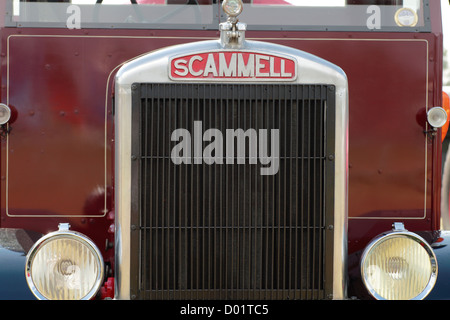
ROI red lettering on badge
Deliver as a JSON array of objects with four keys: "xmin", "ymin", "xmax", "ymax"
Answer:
[{"xmin": 170, "ymin": 51, "xmax": 297, "ymax": 80}]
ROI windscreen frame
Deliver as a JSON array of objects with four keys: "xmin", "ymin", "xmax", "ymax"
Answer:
[{"xmin": 3, "ymin": 0, "xmax": 431, "ymax": 32}]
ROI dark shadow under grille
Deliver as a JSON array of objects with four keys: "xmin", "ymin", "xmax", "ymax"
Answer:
[{"xmin": 130, "ymin": 83, "xmax": 335, "ymax": 300}]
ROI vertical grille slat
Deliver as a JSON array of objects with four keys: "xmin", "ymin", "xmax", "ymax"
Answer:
[{"xmin": 130, "ymin": 83, "xmax": 335, "ymax": 300}]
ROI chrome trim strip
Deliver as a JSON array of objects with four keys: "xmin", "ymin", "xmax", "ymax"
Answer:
[{"xmin": 114, "ymin": 39, "xmax": 348, "ymax": 300}]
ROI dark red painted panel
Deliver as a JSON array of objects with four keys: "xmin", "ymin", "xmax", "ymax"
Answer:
[{"xmin": 0, "ymin": 26, "xmax": 440, "ymax": 258}]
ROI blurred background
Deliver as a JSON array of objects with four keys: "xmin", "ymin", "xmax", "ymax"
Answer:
[{"xmin": 443, "ymin": 0, "xmax": 449, "ymax": 91}]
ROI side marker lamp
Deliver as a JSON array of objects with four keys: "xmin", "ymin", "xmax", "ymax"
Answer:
[
  {"xmin": 427, "ymin": 106, "xmax": 448, "ymax": 129},
  {"xmin": 0, "ymin": 103, "xmax": 11, "ymax": 125}
]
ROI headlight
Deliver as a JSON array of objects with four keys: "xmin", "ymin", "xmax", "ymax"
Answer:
[
  {"xmin": 25, "ymin": 223, "xmax": 104, "ymax": 300},
  {"xmin": 361, "ymin": 223, "xmax": 437, "ymax": 300}
]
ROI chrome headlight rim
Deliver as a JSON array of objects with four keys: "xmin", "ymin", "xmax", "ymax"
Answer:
[
  {"xmin": 360, "ymin": 224, "xmax": 438, "ymax": 300},
  {"xmin": 360, "ymin": 225, "xmax": 438, "ymax": 300},
  {"xmin": 25, "ymin": 224, "xmax": 104, "ymax": 300}
]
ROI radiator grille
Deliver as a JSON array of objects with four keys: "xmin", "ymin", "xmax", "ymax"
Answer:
[{"xmin": 130, "ymin": 83, "xmax": 335, "ymax": 300}]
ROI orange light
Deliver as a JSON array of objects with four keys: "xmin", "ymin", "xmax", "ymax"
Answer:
[{"xmin": 442, "ymin": 91, "xmax": 450, "ymax": 142}]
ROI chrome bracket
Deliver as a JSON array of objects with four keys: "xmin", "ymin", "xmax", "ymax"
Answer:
[
  {"xmin": 392, "ymin": 222, "xmax": 406, "ymax": 231},
  {"xmin": 58, "ymin": 223, "xmax": 71, "ymax": 231},
  {"xmin": 219, "ymin": 20, "xmax": 247, "ymax": 48}
]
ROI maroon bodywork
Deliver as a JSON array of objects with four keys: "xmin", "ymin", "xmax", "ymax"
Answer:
[{"xmin": 0, "ymin": 1, "xmax": 444, "ymax": 298}]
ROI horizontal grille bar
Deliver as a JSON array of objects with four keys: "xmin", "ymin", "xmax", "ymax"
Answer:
[{"xmin": 130, "ymin": 83, "xmax": 335, "ymax": 300}]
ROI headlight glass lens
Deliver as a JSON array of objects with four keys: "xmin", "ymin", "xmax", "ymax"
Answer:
[
  {"xmin": 26, "ymin": 233, "xmax": 103, "ymax": 300},
  {"xmin": 361, "ymin": 233, "xmax": 437, "ymax": 300}
]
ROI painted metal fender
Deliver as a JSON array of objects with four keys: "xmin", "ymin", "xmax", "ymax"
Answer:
[
  {"xmin": 425, "ymin": 231, "xmax": 450, "ymax": 300},
  {"xmin": 0, "ymin": 228, "xmax": 42, "ymax": 299}
]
